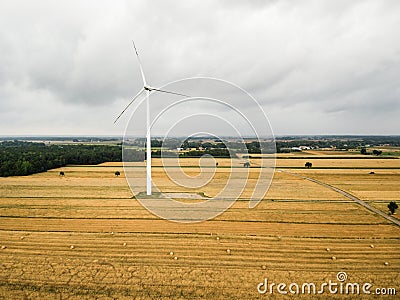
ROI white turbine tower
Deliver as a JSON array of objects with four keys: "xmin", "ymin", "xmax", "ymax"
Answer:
[{"xmin": 115, "ymin": 41, "xmax": 189, "ymax": 195}]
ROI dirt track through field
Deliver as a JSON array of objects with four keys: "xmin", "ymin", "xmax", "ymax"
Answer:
[{"xmin": 280, "ymin": 170, "xmax": 400, "ymax": 227}]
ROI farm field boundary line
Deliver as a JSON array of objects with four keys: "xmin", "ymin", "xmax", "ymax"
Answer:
[
  {"xmin": 0, "ymin": 205, "xmax": 363, "ymax": 211},
  {"xmin": 0, "ymin": 196, "xmax": 361, "ymax": 203},
  {"xmin": 274, "ymin": 167, "xmax": 400, "ymax": 169},
  {"xmin": 0, "ymin": 218, "xmax": 398, "ymax": 238},
  {"xmin": 0, "ymin": 196, "xmax": 130, "ymax": 199},
  {"xmin": 60, "ymin": 164, "xmax": 400, "ymax": 169},
  {"xmin": 124, "ymin": 166, "xmax": 400, "ymax": 169},
  {"xmin": 5, "ymin": 230, "xmax": 398, "ymax": 241},
  {"xmin": 0, "ymin": 215, "xmax": 387, "ymax": 225},
  {"xmin": 252, "ymin": 156, "xmax": 399, "ymax": 159},
  {"xmin": 281, "ymin": 170, "xmax": 400, "ymax": 227},
  {"xmin": 1, "ymin": 229, "xmax": 399, "ymax": 241},
  {"xmin": 1, "ymin": 256, "xmax": 397, "ymax": 274}
]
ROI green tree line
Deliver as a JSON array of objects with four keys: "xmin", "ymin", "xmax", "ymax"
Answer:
[
  {"xmin": 0, "ymin": 141, "xmax": 125, "ymax": 177},
  {"xmin": 179, "ymin": 149, "xmax": 232, "ymax": 158}
]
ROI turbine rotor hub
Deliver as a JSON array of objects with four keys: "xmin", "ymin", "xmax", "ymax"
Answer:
[{"xmin": 144, "ymin": 86, "xmax": 153, "ymax": 91}]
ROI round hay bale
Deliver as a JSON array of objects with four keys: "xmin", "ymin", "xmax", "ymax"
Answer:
[
  {"xmin": 173, "ymin": 256, "xmax": 178, "ymax": 260},
  {"xmin": 384, "ymin": 262, "xmax": 389, "ymax": 266},
  {"xmin": 20, "ymin": 236, "xmax": 25, "ymax": 240},
  {"xmin": 326, "ymin": 248, "xmax": 330, "ymax": 252},
  {"xmin": 370, "ymin": 244, "xmax": 374, "ymax": 248},
  {"xmin": 123, "ymin": 242, "xmax": 127, "ymax": 247},
  {"xmin": 70, "ymin": 245, "xmax": 75, "ymax": 250},
  {"xmin": 226, "ymin": 249, "xmax": 231, "ymax": 254},
  {"xmin": 216, "ymin": 237, "xmax": 220, "ymax": 241},
  {"xmin": 331, "ymin": 256, "xmax": 336, "ymax": 261},
  {"xmin": 169, "ymin": 251, "xmax": 174, "ymax": 256},
  {"xmin": 261, "ymin": 265, "xmax": 267, "ymax": 270},
  {"xmin": 1, "ymin": 245, "xmax": 6, "ymax": 250}
]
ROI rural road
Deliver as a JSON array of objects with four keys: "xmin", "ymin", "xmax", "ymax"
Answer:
[{"xmin": 280, "ymin": 170, "xmax": 400, "ymax": 227}]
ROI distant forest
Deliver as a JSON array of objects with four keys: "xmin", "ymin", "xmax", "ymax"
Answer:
[
  {"xmin": 131, "ymin": 136, "xmax": 400, "ymax": 152},
  {"xmin": 2, "ymin": 135, "xmax": 399, "ymax": 177},
  {"xmin": 0, "ymin": 141, "xmax": 123, "ymax": 177}
]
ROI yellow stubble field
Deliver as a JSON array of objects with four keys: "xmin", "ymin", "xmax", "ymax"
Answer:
[{"xmin": 0, "ymin": 156, "xmax": 399, "ymax": 299}]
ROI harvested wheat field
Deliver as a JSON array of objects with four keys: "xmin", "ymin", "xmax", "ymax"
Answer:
[{"xmin": 0, "ymin": 156, "xmax": 399, "ymax": 299}]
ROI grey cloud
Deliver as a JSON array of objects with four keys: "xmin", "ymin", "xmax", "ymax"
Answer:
[{"xmin": 0, "ymin": 0, "xmax": 399, "ymax": 135}]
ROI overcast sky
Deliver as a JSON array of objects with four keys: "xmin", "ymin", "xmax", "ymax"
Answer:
[{"xmin": 1, "ymin": 0, "xmax": 399, "ymax": 137}]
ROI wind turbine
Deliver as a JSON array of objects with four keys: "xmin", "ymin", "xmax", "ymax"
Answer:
[{"xmin": 115, "ymin": 41, "xmax": 189, "ymax": 196}]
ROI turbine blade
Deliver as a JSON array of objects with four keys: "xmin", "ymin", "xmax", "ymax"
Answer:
[
  {"xmin": 132, "ymin": 40, "xmax": 147, "ymax": 85},
  {"xmin": 151, "ymin": 87, "xmax": 190, "ymax": 98},
  {"xmin": 114, "ymin": 88, "xmax": 145, "ymax": 123}
]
